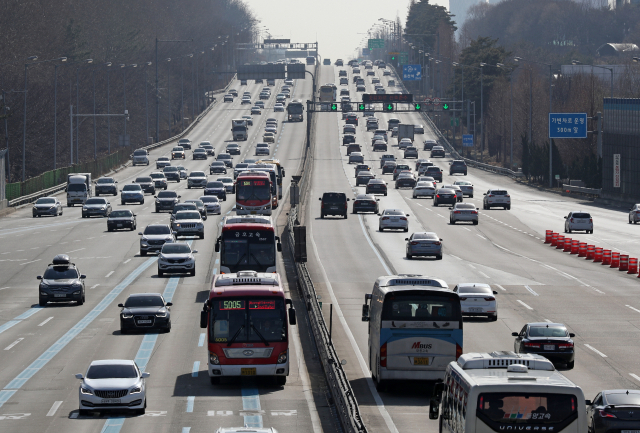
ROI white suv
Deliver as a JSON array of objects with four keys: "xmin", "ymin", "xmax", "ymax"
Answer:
[
  {"xmin": 564, "ymin": 211, "xmax": 593, "ymax": 233},
  {"xmin": 483, "ymin": 189, "xmax": 511, "ymax": 210}
]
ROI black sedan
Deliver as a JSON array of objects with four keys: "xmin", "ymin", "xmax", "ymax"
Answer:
[
  {"xmin": 154, "ymin": 191, "xmax": 180, "ymax": 212},
  {"xmin": 107, "ymin": 210, "xmax": 137, "ymax": 231},
  {"xmin": 512, "ymin": 322, "xmax": 575, "ymax": 368},
  {"xmin": 353, "ymin": 194, "xmax": 379, "ymax": 214},
  {"xmin": 119, "ymin": 293, "xmax": 172, "ymax": 333},
  {"xmin": 343, "ymin": 134, "xmax": 356, "ymax": 145},
  {"xmin": 433, "ymin": 188, "xmax": 457, "ymax": 206},
  {"xmin": 204, "ymin": 181, "xmax": 227, "ymax": 201},
  {"xmin": 134, "ymin": 177, "xmax": 155, "ymax": 194},
  {"xmin": 366, "ymin": 179, "xmax": 387, "ymax": 196},
  {"xmin": 395, "ymin": 174, "xmax": 416, "ymax": 189},
  {"xmin": 587, "ymin": 389, "xmax": 640, "ymax": 433}
]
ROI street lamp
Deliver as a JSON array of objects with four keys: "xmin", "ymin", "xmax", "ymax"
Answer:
[
  {"xmin": 497, "ymin": 62, "xmax": 515, "ymax": 169},
  {"xmin": 74, "ymin": 59, "xmax": 94, "ymax": 164},
  {"xmin": 142, "ymin": 61, "xmax": 152, "ymax": 145},
  {"xmin": 52, "ymin": 57, "xmax": 68, "ymax": 170},
  {"xmin": 121, "ymin": 64, "xmax": 137, "ymax": 147},
  {"xmin": 165, "ymin": 58, "xmax": 172, "ymax": 136},
  {"xmin": 571, "ymin": 59, "xmax": 613, "ymax": 99}
]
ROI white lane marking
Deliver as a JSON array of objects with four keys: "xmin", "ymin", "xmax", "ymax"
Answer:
[
  {"xmin": 468, "ymin": 264, "xmax": 476, "ymax": 269},
  {"xmin": 65, "ymin": 248, "xmax": 85, "ymax": 254},
  {"xmin": 626, "ymin": 305, "xmax": 640, "ymax": 314},
  {"xmin": 585, "ymin": 344, "xmax": 607, "ymax": 358},
  {"xmin": 186, "ymin": 396, "xmax": 195, "ymax": 413},
  {"xmin": 4, "ymin": 338, "xmax": 24, "ymax": 350},
  {"xmin": 517, "ymin": 300, "xmax": 533, "ymax": 310},
  {"xmin": 123, "ymin": 259, "xmax": 131, "ymax": 264},
  {"xmin": 524, "ymin": 285, "xmax": 539, "ymax": 296},
  {"xmin": 476, "ymin": 234, "xmax": 487, "ymax": 240},
  {"xmin": 192, "ymin": 362, "xmax": 200, "ymax": 377},
  {"xmin": 543, "ymin": 319, "xmax": 552, "ymax": 323},
  {"xmin": 19, "ymin": 259, "xmax": 41, "ymax": 266},
  {"xmin": 450, "ymin": 254, "xmax": 462, "ymax": 261},
  {"xmin": 47, "ymin": 401, "xmax": 63, "ymax": 416},
  {"xmin": 309, "ymin": 222, "xmax": 399, "ymax": 433},
  {"xmin": 38, "ymin": 317, "xmax": 54, "ymax": 327},
  {"xmin": 90, "ymin": 284, "xmax": 100, "ymax": 290},
  {"xmin": 105, "ymin": 271, "xmax": 114, "ymax": 278},
  {"xmin": 182, "ymin": 428, "xmax": 191, "ymax": 433},
  {"xmin": 357, "ymin": 215, "xmax": 392, "ymax": 274},
  {"xmin": 463, "ymin": 227, "xmax": 471, "ymax": 231},
  {"xmin": 479, "ymin": 271, "xmax": 490, "ymax": 279},
  {"xmin": 630, "ymin": 373, "xmax": 640, "ymax": 383},
  {"xmin": 198, "ymin": 333, "xmax": 206, "ymax": 347},
  {"xmin": 436, "ymin": 214, "xmax": 444, "ymax": 218}
]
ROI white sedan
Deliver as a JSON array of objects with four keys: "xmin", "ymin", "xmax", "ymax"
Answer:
[
  {"xmin": 274, "ymin": 103, "xmax": 284, "ymax": 112},
  {"xmin": 378, "ymin": 209, "xmax": 409, "ymax": 232},
  {"xmin": 453, "ymin": 283, "xmax": 498, "ymax": 321},
  {"xmin": 453, "ymin": 180, "xmax": 474, "ymax": 198},
  {"xmin": 449, "ymin": 202, "xmax": 479, "ymax": 225},
  {"xmin": 412, "ymin": 181, "xmax": 436, "ymax": 198}
]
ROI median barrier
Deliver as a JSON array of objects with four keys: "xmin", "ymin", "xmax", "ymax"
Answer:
[
  {"xmin": 545, "ymin": 230, "xmax": 553, "ymax": 243},
  {"xmin": 602, "ymin": 250, "xmax": 612, "ymax": 265},
  {"xmin": 628, "ymin": 258, "xmax": 638, "ymax": 274},
  {"xmin": 578, "ymin": 243, "xmax": 587, "ymax": 257},
  {"xmin": 610, "ymin": 252, "xmax": 620, "ymax": 268},
  {"xmin": 620, "ymin": 255, "xmax": 629, "ymax": 271},
  {"xmin": 594, "ymin": 247, "xmax": 604, "ymax": 262}
]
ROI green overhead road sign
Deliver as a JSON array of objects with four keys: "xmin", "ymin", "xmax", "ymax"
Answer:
[
  {"xmin": 399, "ymin": 52, "xmax": 408, "ymax": 64},
  {"xmin": 368, "ymin": 39, "xmax": 385, "ymax": 49}
]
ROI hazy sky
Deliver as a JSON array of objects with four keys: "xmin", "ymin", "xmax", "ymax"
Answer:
[{"xmin": 244, "ymin": 0, "xmax": 449, "ymax": 61}]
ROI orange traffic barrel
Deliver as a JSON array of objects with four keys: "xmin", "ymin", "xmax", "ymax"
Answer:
[
  {"xmin": 620, "ymin": 255, "xmax": 629, "ymax": 271},
  {"xmin": 545, "ymin": 230, "xmax": 554, "ymax": 244},
  {"xmin": 563, "ymin": 238, "xmax": 573, "ymax": 252},
  {"xmin": 603, "ymin": 250, "xmax": 612, "ymax": 265},
  {"xmin": 551, "ymin": 233, "xmax": 559, "ymax": 246},
  {"xmin": 578, "ymin": 243, "xmax": 588, "ymax": 257},
  {"xmin": 586, "ymin": 245, "xmax": 596, "ymax": 260},
  {"xmin": 594, "ymin": 247, "xmax": 604, "ymax": 262},
  {"xmin": 628, "ymin": 258, "xmax": 638, "ymax": 274},
  {"xmin": 556, "ymin": 235, "xmax": 565, "ymax": 249},
  {"xmin": 570, "ymin": 240, "xmax": 580, "ymax": 254}
]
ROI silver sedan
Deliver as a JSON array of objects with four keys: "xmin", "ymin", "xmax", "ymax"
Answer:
[
  {"xmin": 405, "ymin": 232, "xmax": 442, "ymax": 260},
  {"xmin": 450, "ymin": 203, "xmax": 479, "ymax": 225}
]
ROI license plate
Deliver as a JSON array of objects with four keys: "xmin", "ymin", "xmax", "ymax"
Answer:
[
  {"xmin": 250, "ymin": 211, "xmax": 257, "ymax": 215},
  {"xmin": 544, "ymin": 345, "xmax": 555, "ymax": 351},
  {"xmin": 54, "ymin": 294, "xmax": 67, "ymax": 298},
  {"xmin": 241, "ymin": 368, "xmax": 256, "ymax": 376},
  {"xmin": 138, "ymin": 320, "xmax": 152, "ymax": 324},
  {"xmin": 101, "ymin": 399, "xmax": 121, "ymax": 404},
  {"xmin": 621, "ymin": 430, "xmax": 640, "ymax": 433},
  {"xmin": 414, "ymin": 357, "xmax": 430, "ymax": 366},
  {"xmin": 117, "ymin": 224, "xmax": 123, "ymax": 227},
  {"xmin": 469, "ymin": 307, "xmax": 483, "ymax": 312}
]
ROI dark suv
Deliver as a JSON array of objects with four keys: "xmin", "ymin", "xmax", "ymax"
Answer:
[
  {"xmin": 450, "ymin": 160, "xmax": 468, "ymax": 175},
  {"xmin": 134, "ymin": 177, "xmax": 155, "ymax": 194},
  {"xmin": 425, "ymin": 166, "xmax": 443, "ymax": 182},
  {"xmin": 319, "ymin": 192, "xmax": 350, "ymax": 219},
  {"xmin": 347, "ymin": 144, "xmax": 362, "ymax": 155},
  {"xmin": 155, "ymin": 190, "xmax": 180, "ymax": 212},
  {"xmin": 37, "ymin": 254, "xmax": 86, "ymax": 306},
  {"xmin": 345, "ymin": 114, "xmax": 358, "ymax": 126}
]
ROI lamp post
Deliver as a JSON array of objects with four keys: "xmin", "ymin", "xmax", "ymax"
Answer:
[
  {"xmin": 497, "ymin": 63, "xmax": 515, "ymax": 169},
  {"xmin": 53, "ymin": 58, "xmax": 69, "ymax": 169},
  {"xmin": 571, "ymin": 60, "xmax": 613, "ymax": 99},
  {"xmin": 75, "ymin": 59, "xmax": 94, "ymax": 164},
  {"xmin": 121, "ymin": 64, "xmax": 137, "ymax": 147},
  {"xmin": 142, "ymin": 61, "xmax": 152, "ymax": 145},
  {"xmin": 165, "ymin": 58, "xmax": 172, "ymax": 136}
]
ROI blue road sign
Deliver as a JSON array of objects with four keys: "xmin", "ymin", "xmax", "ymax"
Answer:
[
  {"xmin": 362, "ymin": 48, "xmax": 369, "ymax": 56},
  {"xmin": 462, "ymin": 134, "xmax": 474, "ymax": 147},
  {"xmin": 549, "ymin": 113, "xmax": 587, "ymax": 138},
  {"xmin": 402, "ymin": 64, "xmax": 422, "ymax": 81}
]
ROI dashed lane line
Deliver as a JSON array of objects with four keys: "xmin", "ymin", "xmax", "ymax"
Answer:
[{"xmin": 517, "ymin": 300, "xmax": 534, "ymax": 310}]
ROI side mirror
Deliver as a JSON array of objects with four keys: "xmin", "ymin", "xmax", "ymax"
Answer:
[
  {"xmin": 138, "ymin": 232, "xmax": 143, "ymax": 235},
  {"xmin": 118, "ymin": 303, "xmax": 124, "ymax": 308},
  {"xmin": 75, "ymin": 373, "xmax": 84, "ymax": 379},
  {"xmin": 347, "ymin": 198, "xmax": 350, "ymax": 201},
  {"xmin": 200, "ymin": 310, "xmax": 208, "ymax": 329},
  {"xmin": 362, "ymin": 304, "xmax": 370, "ymax": 321},
  {"xmin": 141, "ymin": 372, "xmax": 150, "ymax": 379},
  {"xmin": 564, "ymin": 216, "xmax": 568, "ymax": 219},
  {"xmin": 477, "ymin": 208, "xmax": 480, "ymax": 211},
  {"xmin": 215, "ymin": 239, "xmax": 220, "ymax": 253},
  {"xmin": 405, "ymin": 238, "xmax": 409, "ymax": 241},
  {"xmin": 192, "ymin": 250, "xmax": 198, "ymax": 254},
  {"xmin": 166, "ymin": 302, "xmax": 173, "ymax": 307},
  {"xmin": 440, "ymin": 239, "xmax": 443, "ymax": 241},
  {"xmin": 429, "ymin": 399, "xmax": 440, "ymax": 420},
  {"xmin": 585, "ymin": 400, "xmax": 592, "ymax": 406},
  {"xmin": 288, "ymin": 308, "xmax": 297, "ymax": 326},
  {"xmin": 483, "ymin": 193, "xmax": 487, "ymax": 195},
  {"xmin": 493, "ymin": 291, "xmax": 498, "ymax": 295},
  {"xmin": 133, "ymin": 214, "xmax": 137, "ymax": 217},
  {"xmin": 80, "ymin": 275, "xmax": 86, "ymax": 279},
  {"xmin": 406, "ymin": 214, "xmax": 410, "ymax": 217},
  {"xmin": 511, "ymin": 332, "xmax": 519, "ymax": 337},
  {"xmin": 318, "ymin": 198, "xmax": 321, "ymax": 200},
  {"xmin": 178, "ymin": 195, "xmax": 181, "ymax": 198},
  {"xmin": 37, "ymin": 276, "xmax": 42, "ymax": 280},
  {"xmin": 569, "ymin": 333, "xmax": 576, "ymax": 338},
  {"xmin": 153, "ymin": 195, "xmax": 157, "ymax": 198}
]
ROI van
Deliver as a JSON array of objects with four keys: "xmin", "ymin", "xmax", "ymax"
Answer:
[{"xmin": 319, "ymin": 192, "xmax": 350, "ymax": 219}]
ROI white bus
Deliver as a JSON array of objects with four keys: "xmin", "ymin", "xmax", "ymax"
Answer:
[
  {"xmin": 429, "ymin": 352, "xmax": 587, "ymax": 433},
  {"xmin": 361, "ymin": 275, "xmax": 463, "ymax": 392}
]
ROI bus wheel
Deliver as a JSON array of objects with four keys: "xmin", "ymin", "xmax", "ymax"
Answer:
[
  {"xmin": 210, "ymin": 377, "xmax": 220, "ymax": 385},
  {"xmin": 276, "ymin": 376, "xmax": 287, "ymax": 386}
]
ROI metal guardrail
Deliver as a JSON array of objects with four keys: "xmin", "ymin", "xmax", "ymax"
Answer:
[
  {"xmin": 285, "ymin": 209, "xmax": 367, "ymax": 433},
  {"xmin": 389, "ymin": 66, "xmax": 524, "ymax": 180},
  {"xmin": 7, "ymin": 76, "xmax": 237, "ymax": 208},
  {"xmin": 562, "ymin": 184, "xmax": 601, "ymax": 196}
]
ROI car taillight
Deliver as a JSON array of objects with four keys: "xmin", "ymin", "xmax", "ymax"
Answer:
[
  {"xmin": 524, "ymin": 342, "xmax": 540, "ymax": 349},
  {"xmin": 590, "ymin": 218, "xmax": 593, "ymax": 223},
  {"xmin": 570, "ymin": 218, "xmax": 574, "ymax": 223},
  {"xmin": 471, "ymin": 211, "xmax": 478, "ymax": 214},
  {"xmin": 382, "ymin": 217, "xmax": 389, "ymax": 220},
  {"xmin": 483, "ymin": 297, "xmax": 495, "ymax": 301},
  {"xmin": 345, "ymin": 203, "xmax": 348, "ymax": 209},
  {"xmin": 436, "ymin": 194, "xmax": 440, "ymax": 198},
  {"xmin": 354, "ymin": 201, "xmax": 360, "ymax": 205},
  {"xmin": 599, "ymin": 410, "xmax": 617, "ymax": 418},
  {"xmin": 400, "ymin": 217, "xmax": 407, "ymax": 221},
  {"xmin": 456, "ymin": 344, "xmax": 463, "ymax": 360},
  {"xmin": 454, "ymin": 211, "xmax": 461, "ymax": 214},
  {"xmin": 380, "ymin": 343, "xmax": 387, "ymax": 367},
  {"xmin": 411, "ymin": 241, "xmax": 419, "ymax": 245},
  {"xmin": 488, "ymin": 195, "xmax": 494, "ymax": 197},
  {"xmin": 558, "ymin": 342, "xmax": 574, "ymax": 350},
  {"xmin": 459, "ymin": 297, "xmax": 467, "ymax": 301},
  {"xmin": 434, "ymin": 241, "xmax": 441, "ymax": 246}
]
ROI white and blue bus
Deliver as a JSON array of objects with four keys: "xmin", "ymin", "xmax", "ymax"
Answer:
[{"xmin": 362, "ymin": 275, "xmax": 462, "ymax": 392}]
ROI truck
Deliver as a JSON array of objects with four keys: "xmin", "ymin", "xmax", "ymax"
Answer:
[
  {"xmin": 398, "ymin": 124, "xmax": 415, "ymax": 143},
  {"xmin": 231, "ymin": 119, "xmax": 248, "ymax": 141},
  {"xmin": 287, "ymin": 100, "xmax": 304, "ymax": 122},
  {"xmin": 66, "ymin": 173, "xmax": 92, "ymax": 206}
]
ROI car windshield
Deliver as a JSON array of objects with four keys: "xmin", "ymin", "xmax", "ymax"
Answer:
[
  {"xmin": 143, "ymin": 225, "xmax": 170, "ymax": 235},
  {"xmin": 194, "ymin": 149, "xmax": 206, "ymax": 153},
  {"xmin": 97, "ymin": 178, "xmax": 114, "ymax": 184},
  {"xmin": 173, "ymin": 204, "xmax": 197, "ymax": 212},
  {"xmin": 161, "ymin": 243, "xmax": 191, "ymax": 254},
  {"xmin": 36, "ymin": 198, "xmax": 56, "ymax": 204},
  {"xmin": 133, "ymin": 150, "xmax": 147, "ymax": 156},
  {"xmin": 572, "ymin": 213, "xmax": 591, "ymax": 219},
  {"xmin": 323, "ymin": 193, "xmax": 345, "ymax": 203},
  {"xmin": 413, "ymin": 233, "xmax": 438, "ymax": 240},
  {"xmin": 207, "ymin": 182, "xmax": 224, "ymax": 188},
  {"xmin": 164, "ymin": 167, "xmax": 178, "ymax": 172},
  {"xmin": 67, "ymin": 184, "xmax": 87, "ymax": 192},
  {"xmin": 176, "ymin": 212, "xmax": 201, "ymax": 220},
  {"xmin": 43, "ymin": 266, "xmax": 79, "ymax": 279},
  {"xmin": 218, "ymin": 178, "xmax": 232, "ymax": 183},
  {"xmin": 123, "ymin": 185, "xmax": 142, "ymax": 191},
  {"xmin": 110, "ymin": 210, "xmax": 132, "ymax": 218},
  {"xmin": 384, "ymin": 210, "xmax": 405, "ymax": 216},
  {"xmin": 150, "ymin": 173, "xmax": 165, "ymax": 178},
  {"xmin": 172, "ymin": 147, "xmax": 183, "ymax": 151},
  {"xmin": 211, "ymin": 162, "xmax": 225, "ymax": 167},
  {"xmin": 158, "ymin": 157, "xmax": 169, "ymax": 161},
  {"xmin": 200, "ymin": 196, "xmax": 219, "ymax": 203},
  {"xmin": 528, "ymin": 326, "xmax": 568, "ymax": 338},
  {"xmin": 456, "ymin": 204, "xmax": 476, "ymax": 210},
  {"xmin": 218, "ymin": 154, "xmax": 231, "ymax": 159},
  {"xmin": 186, "ymin": 200, "xmax": 203, "ymax": 207},
  {"xmin": 458, "ymin": 285, "xmax": 492, "ymax": 294},
  {"xmin": 190, "ymin": 172, "xmax": 206, "ymax": 177},
  {"xmin": 157, "ymin": 191, "xmax": 177, "ymax": 198},
  {"xmin": 209, "ymin": 297, "xmax": 286, "ymax": 343},
  {"xmin": 455, "ymin": 181, "xmax": 471, "ymax": 185},
  {"xmin": 85, "ymin": 198, "xmax": 106, "ymax": 205},
  {"xmin": 416, "ymin": 182, "xmax": 432, "ymax": 187},
  {"xmin": 397, "ymin": 165, "xmax": 410, "ymax": 170},
  {"xmin": 136, "ymin": 177, "xmax": 152, "ymax": 183},
  {"xmin": 125, "ymin": 295, "xmax": 165, "ymax": 308},
  {"xmin": 86, "ymin": 364, "xmax": 138, "ymax": 379}
]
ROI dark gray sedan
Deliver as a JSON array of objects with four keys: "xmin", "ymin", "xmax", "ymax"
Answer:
[
  {"xmin": 95, "ymin": 177, "xmax": 118, "ymax": 196},
  {"xmin": 107, "ymin": 209, "xmax": 137, "ymax": 231},
  {"xmin": 82, "ymin": 197, "xmax": 112, "ymax": 218},
  {"xmin": 134, "ymin": 176, "xmax": 155, "ymax": 194}
]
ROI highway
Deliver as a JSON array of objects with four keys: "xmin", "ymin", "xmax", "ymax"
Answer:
[
  {"xmin": 305, "ymin": 63, "xmax": 640, "ymax": 432},
  {"xmin": 0, "ymin": 68, "xmax": 327, "ymax": 433}
]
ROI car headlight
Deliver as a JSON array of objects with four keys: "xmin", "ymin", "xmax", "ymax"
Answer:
[
  {"xmin": 209, "ymin": 352, "xmax": 220, "ymax": 365},
  {"xmin": 40, "ymin": 291, "xmax": 48, "ymax": 296},
  {"xmin": 72, "ymin": 283, "xmax": 83, "ymax": 289},
  {"xmin": 82, "ymin": 207, "xmax": 88, "ymax": 210},
  {"xmin": 130, "ymin": 386, "xmax": 141, "ymax": 394},
  {"xmin": 155, "ymin": 199, "xmax": 160, "ymax": 203},
  {"xmin": 100, "ymin": 207, "xmax": 105, "ymax": 210},
  {"xmin": 156, "ymin": 311, "xmax": 167, "ymax": 318},
  {"xmin": 158, "ymin": 254, "xmax": 165, "ymax": 260},
  {"xmin": 277, "ymin": 351, "xmax": 288, "ymax": 364},
  {"xmin": 197, "ymin": 223, "xmax": 203, "ymax": 228},
  {"xmin": 73, "ymin": 290, "xmax": 81, "ymax": 295},
  {"xmin": 81, "ymin": 387, "xmax": 93, "ymax": 395}
]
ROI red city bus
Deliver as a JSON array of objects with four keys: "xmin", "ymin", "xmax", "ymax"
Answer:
[
  {"xmin": 235, "ymin": 172, "xmax": 272, "ymax": 215},
  {"xmin": 215, "ymin": 215, "xmax": 282, "ymax": 274},
  {"xmin": 200, "ymin": 271, "xmax": 297, "ymax": 385}
]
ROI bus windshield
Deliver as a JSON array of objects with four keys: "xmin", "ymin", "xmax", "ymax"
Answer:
[
  {"xmin": 237, "ymin": 179, "xmax": 271, "ymax": 201},
  {"xmin": 209, "ymin": 297, "xmax": 286, "ymax": 344},
  {"xmin": 287, "ymin": 104, "xmax": 303, "ymax": 114},
  {"xmin": 382, "ymin": 292, "xmax": 461, "ymax": 322},
  {"xmin": 477, "ymin": 393, "xmax": 577, "ymax": 425},
  {"xmin": 221, "ymin": 230, "xmax": 275, "ymax": 270}
]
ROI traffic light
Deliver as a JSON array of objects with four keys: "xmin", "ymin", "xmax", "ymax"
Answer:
[
  {"xmin": 443, "ymin": 103, "xmax": 449, "ymax": 110},
  {"xmin": 414, "ymin": 103, "xmax": 421, "ymax": 111},
  {"xmin": 358, "ymin": 103, "xmax": 365, "ymax": 111},
  {"xmin": 384, "ymin": 103, "xmax": 394, "ymax": 112},
  {"xmin": 331, "ymin": 103, "xmax": 338, "ymax": 111}
]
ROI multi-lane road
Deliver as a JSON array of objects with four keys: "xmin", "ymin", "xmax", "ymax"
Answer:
[
  {"xmin": 306, "ymin": 63, "xmax": 640, "ymax": 432},
  {"xmin": 2, "ymin": 59, "xmax": 640, "ymax": 433},
  {"xmin": 0, "ymin": 68, "xmax": 328, "ymax": 433}
]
